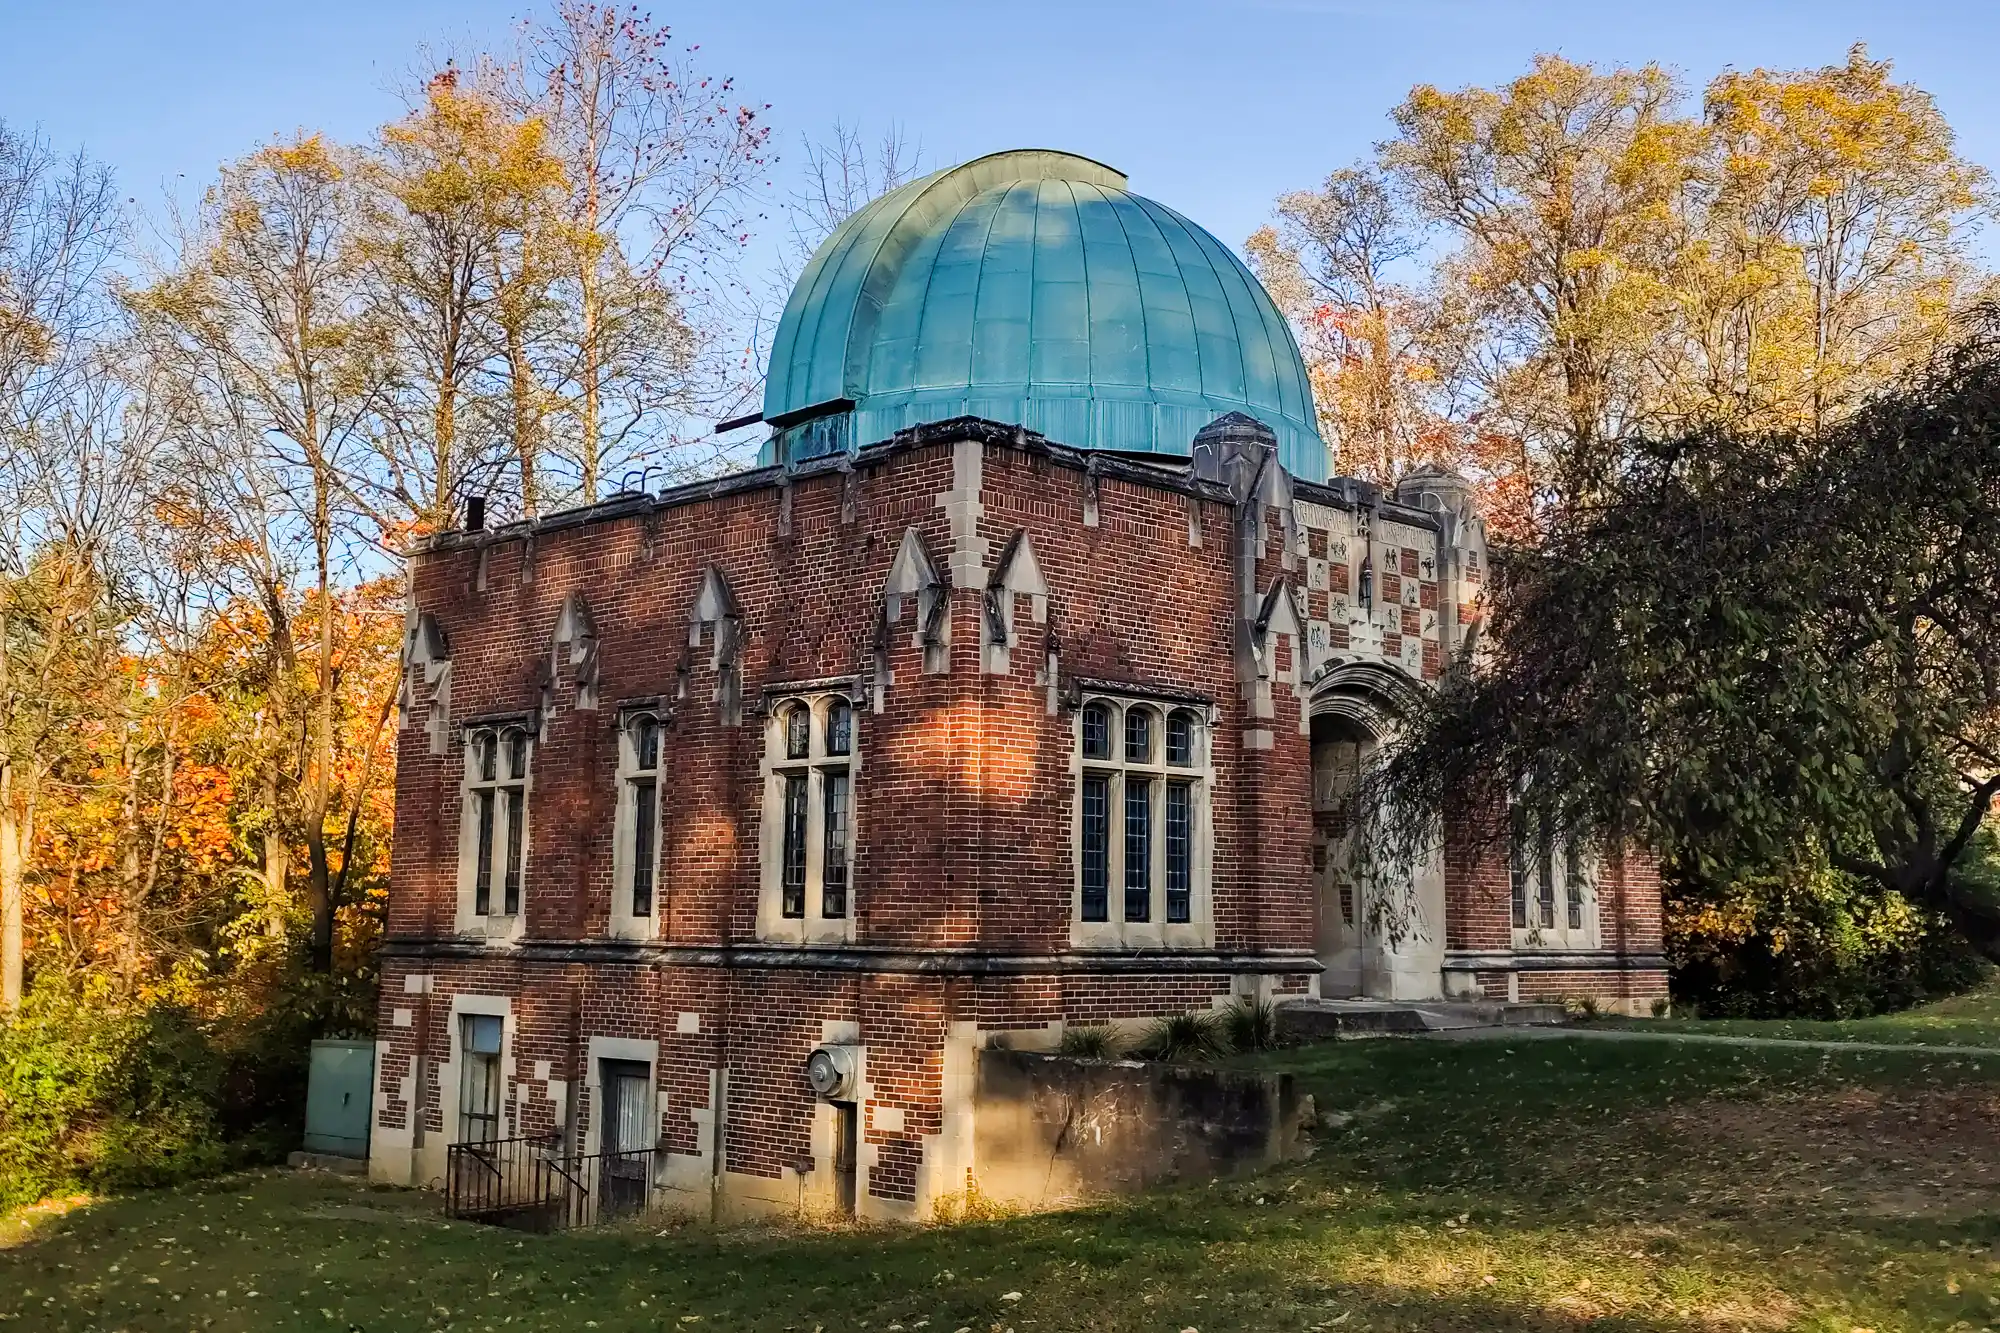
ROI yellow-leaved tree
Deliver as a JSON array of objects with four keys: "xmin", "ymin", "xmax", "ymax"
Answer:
[
  {"xmin": 361, "ymin": 68, "xmax": 570, "ymax": 536},
  {"xmin": 1698, "ymin": 43, "xmax": 1992, "ymax": 433},
  {"xmin": 1381, "ymin": 55, "xmax": 1706, "ymax": 501},
  {"xmin": 1262, "ymin": 48, "xmax": 1991, "ymax": 509},
  {"xmin": 131, "ymin": 132, "xmax": 389, "ymax": 973}
]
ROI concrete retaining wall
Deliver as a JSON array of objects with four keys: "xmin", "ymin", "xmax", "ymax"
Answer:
[{"xmin": 970, "ymin": 1049, "xmax": 1307, "ymax": 1211}]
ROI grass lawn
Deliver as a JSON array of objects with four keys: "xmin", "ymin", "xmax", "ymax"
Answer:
[
  {"xmin": 7, "ymin": 1035, "xmax": 2000, "ymax": 1332},
  {"xmin": 1616, "ymin": 979, "xmax": 2000, "ymax": 1047}
]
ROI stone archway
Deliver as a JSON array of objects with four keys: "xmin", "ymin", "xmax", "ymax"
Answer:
[{"xmin": 1307, "ymin": 664, "xmax": 1446, "ymax": 1001}]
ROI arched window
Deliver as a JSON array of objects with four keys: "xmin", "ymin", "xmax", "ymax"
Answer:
[
  {"xmin": 1166, "ymin": 709, "xmax": 1200, "ymax": 767},
  {"xmin": 615, "ymin": 711, "xmax": 665, "ymax": 927},
  {"xmin": 1081, "ymin": 701, "xmax": 1111, "ymax": 760},
  {"xmin": 463, "ymin": 722, "xmax": 531, "ymax": 925},
  {"xmin": 1076, "ymin": 695, "xmax": 1212, "ymax": 941},
  {"xmin": 765, "ymin": 692, "xmax": 859, "ymax": 929},
  {"xmin": 1508, "ymin": 803, "xmax": 1598, "ymax": 949},
  {"xmin": 827, "ymin": 697, "xmax": 853, "ymax": 757},
  {"xmin": 1124, "ymin": 707, "xmax": 1154, "ymax": 763},
  {"xmin": 785, "ymin": 703, "xmax": 811, "ymax": 760}
]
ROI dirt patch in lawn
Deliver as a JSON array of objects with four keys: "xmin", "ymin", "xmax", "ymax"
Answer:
[
  {"xmin": 0, "ymin": 1195, "xmax": 93, "ymax": 1251},
  {"xmin": 1650, "ymin": 1084, "xmax": 2000, "ymax": 1219}
]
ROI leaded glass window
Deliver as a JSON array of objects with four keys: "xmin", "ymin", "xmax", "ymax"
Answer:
[
  {"xmin": 620, "ymin": 714, "xmax": 664, "ymax": 922},
  {"xmin": 1165, "ymin": 781, "xmax": 1192, "ymax": 923},
  {"xmin": 1081, "ymin": 775, "xmax": 1110, "ymax": 922},
  {"xmin": 465, "ymin": 725, "xmax": 530, "ymax": 921},
  {"xmin": 1076, "ymin": 696, "xmax": 1209, "ymax": 943},
  {"xmin": 767, "ymin": 693, "xmax": 859, "ymax": 929},
  {"xmin": 1124, "ymin": 777, "xmax": 1152, "ymax": 922}
]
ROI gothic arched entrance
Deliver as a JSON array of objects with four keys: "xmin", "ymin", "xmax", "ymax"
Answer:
[{"xmin": 1308, "ymin": 665, "xmax": 1446, "ymax": 1000}]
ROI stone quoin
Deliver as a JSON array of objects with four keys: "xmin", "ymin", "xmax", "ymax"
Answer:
[{"xmin": 370, "ymin": 150, "xmax": 1666, "ymax": 1220}]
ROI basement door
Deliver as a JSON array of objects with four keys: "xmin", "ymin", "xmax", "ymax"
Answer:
[{"xmin": 599, "ymin": 1060, "xmax": 653, "ymax": 1219}]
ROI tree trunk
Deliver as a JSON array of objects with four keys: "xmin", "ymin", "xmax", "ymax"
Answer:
[
  {"xmin": 579, "ymin": 168, "xmax": 602, "ymax": 503},
  {"xmin": 262, "ymin": 829, "xmax": 291, "ymax": 940},
  {"xmin": 305, "ymin": 457, "xmax": 338, "ymax": 973},
  {"xmin": 0, "ymin": 761, "xmax": 22, "ymax": 1014},
  {"xmin": 120, "ymin": 727, "xmax": 143, "ymax": 984},
  {"xmin": 434, "ymin": 381, "xmax": 457, "ymax": 534},
  {"xmin": 305, "ymin": 821, "xmax": 334, "ymax": 973},
  {"xmin": 134, "ymin": 728, "xmax": 174, "ymax": 974},
  {"xmin": 257, "ymin": 750, "xmax": 290, "ymax": 939},
  {"xmin": 0, "ymin": 579, "xmax": 16, "ymax": 1013},
  {"xmin": 509, "ymin": 321, "xmax": 539, "ymax": 517}
]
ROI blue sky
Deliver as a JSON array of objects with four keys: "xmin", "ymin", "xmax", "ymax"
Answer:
[{"xmin": 6, "ymin": 0, "xmax": 1998, "ymax": 289}]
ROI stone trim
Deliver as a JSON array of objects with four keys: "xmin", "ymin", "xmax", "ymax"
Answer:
[
  {"xmin": 757, "ymin": 675, "xmax": 859, "ymax": 700},
  {"xmin": 1068, "ymin": 677, "xmax": 1216, "ymax": 708},
  {"xmin": 379, "ymin": 937, "xmax": 1323, "ymax": 975},
  {"xmin": 1443, "ymin": 949, "xmax": 1668, "ymax": 973},
  {"xmin": 458, "ymin": 708, "xmax": 536, "ymax": 730}
]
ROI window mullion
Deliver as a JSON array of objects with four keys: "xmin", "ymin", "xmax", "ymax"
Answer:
[
  {"xmin": 1151, "ymin": 765, "xmax": 1166, "ymax": 920},
  {"xmin": 804, "ymin": 766, "xmax": 826, "ymax": 918},
  {"xmin": 1109, "ymin": 771, "xmax": 1125, "ymax": 929}
]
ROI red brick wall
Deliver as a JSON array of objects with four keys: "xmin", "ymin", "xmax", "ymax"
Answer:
[
  {"xmin": 377, "ymin": 424, "xmax": 1670, "ymax": 1206},
  {"xmin": 379, "ymin": 429, "xmax": 1336, "ymax": 1206},
  {"xmin": 1441, "ymin": 801, "xmax": 1668, "ymax": 1005},
  {"xmin": 394, "ymin": 436, "xmax": 1317, "ymax": 960}
]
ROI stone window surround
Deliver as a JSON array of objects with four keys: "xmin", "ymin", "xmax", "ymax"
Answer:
[
  {"xmin": 1509, "ymin": 805, "xmax": 1601, "ymax": 952},
  {"xmin": 609, "ymin": 703, "xmax": 669, "ymax": 940},
  {"xmin": 441, "ymin": 993, "xmax": 513, "ymax": 1148},
  {"xmin": 455, "ymin": 714, "xmax": 534, "ymax": 941},
  {"xmin": 1069, "ymin": 686, "xmax": 1216, "ymax": 951},
  {"xmin": 756, "ymin": 684, "xmax": 861, "ymax": 945},
  {"xmin": 581, "ymin": 1035, "xmax": 661, "ymax": 1158}
]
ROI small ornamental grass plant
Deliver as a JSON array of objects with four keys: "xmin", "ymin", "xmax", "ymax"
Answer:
[
  {"xmin": 1054, "ymin": 1024, "xmax": 1121, "ymax": 1059},
  {"xmin": 1139, "ymin": 1010, "xmax": 1225, "ymax": 1063},
  {"xmin": 1223, "ymin": 997, "xmax": 1280, "ymax": 1052},
  {"xmin": 1564, "ymin": 993, "xmax": 1606, "ymax": 1021}
]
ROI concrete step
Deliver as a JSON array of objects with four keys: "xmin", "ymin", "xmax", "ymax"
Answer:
[
  {"xmin": 1277, "ymin": 998, "xmax": 1568, "ymax": 1040},
  {"xmin": 287, "ymin": 1150, "xmax": 369, "ymax": 1175}
]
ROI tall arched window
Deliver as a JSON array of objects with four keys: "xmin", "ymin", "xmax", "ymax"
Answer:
[
  {"xmin": 613, "ymin": 710, "xmax": 665, "ymax": 932},
  {"xmin": 762, "ymin": 691, "xmax": 859, "ymax": 937},
  {"xmin": 461, "ymin": 721, "xmax": 531, "ymax": 931},
  {"xmin": 1075, "ymin": 694, "xmax": 1211, "ymax": 946}
]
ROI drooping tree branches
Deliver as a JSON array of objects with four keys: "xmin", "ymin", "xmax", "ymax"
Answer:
[{"xmin": 1370, "ymin": 317, "xmax": 2000, "ymax": 961}]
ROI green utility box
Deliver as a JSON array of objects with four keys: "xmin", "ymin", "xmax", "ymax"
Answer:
[{"xmin": 303, "ymin": 1039, "xmax": 375, "ymax": 1160}]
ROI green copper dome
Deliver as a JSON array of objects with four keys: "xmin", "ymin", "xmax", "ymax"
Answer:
[{"xmin": 762, "ymin": 149, "xmax": 1327, "ymax": 481}]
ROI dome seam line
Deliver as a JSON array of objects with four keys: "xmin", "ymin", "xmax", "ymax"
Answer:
[
  {"xmin": 1131, "ymin": 193, "xmax": 1202, "ymax": 436},
  {"xmin": 1098, "ymin": 184, "xmax": 1156, "ymax": 446},
  {"xmin": 892, "ymin": 189, "xmax": 970, "ymax": 421},
  {"xmin": 1150, "ymin": 197, "xmax": 1253, "ymax": 425},
  {"xmin": 958, "ymin": 182, "xmax": 1018, "ymax": 415}
]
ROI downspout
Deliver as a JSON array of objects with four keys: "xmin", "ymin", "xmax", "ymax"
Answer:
[
  {"xmin": 567, "ymin": 980, "xmax": 584, "ymax": 1157},
  {"xmin": 412, "ymin": 692, "xmax": 445, "ymax": 1183},
  {"xmin": 709, "ymin": 695, "xmax": 743, "ymax": 1224},
  {"xmin": 708, "ymin": 1056, "xmax": 729, "ymax": 1223},
  {"xmin": 412, "ymin": 983, "xmax": 431, "ymax": 1183}
]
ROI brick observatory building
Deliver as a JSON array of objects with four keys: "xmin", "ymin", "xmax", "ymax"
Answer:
[{"xmin": 370, "ymin": 151, "xmax": 1666, "ymax": 1217}]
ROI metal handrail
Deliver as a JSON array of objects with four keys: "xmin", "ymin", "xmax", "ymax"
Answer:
[
  {"xmin": 458, "ymin": 1144, "xmax": 503, "ymax": 1181},
  {"xmin": 444, "ymin": 1134, "xmax": 657, "ymax": 1233}
]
